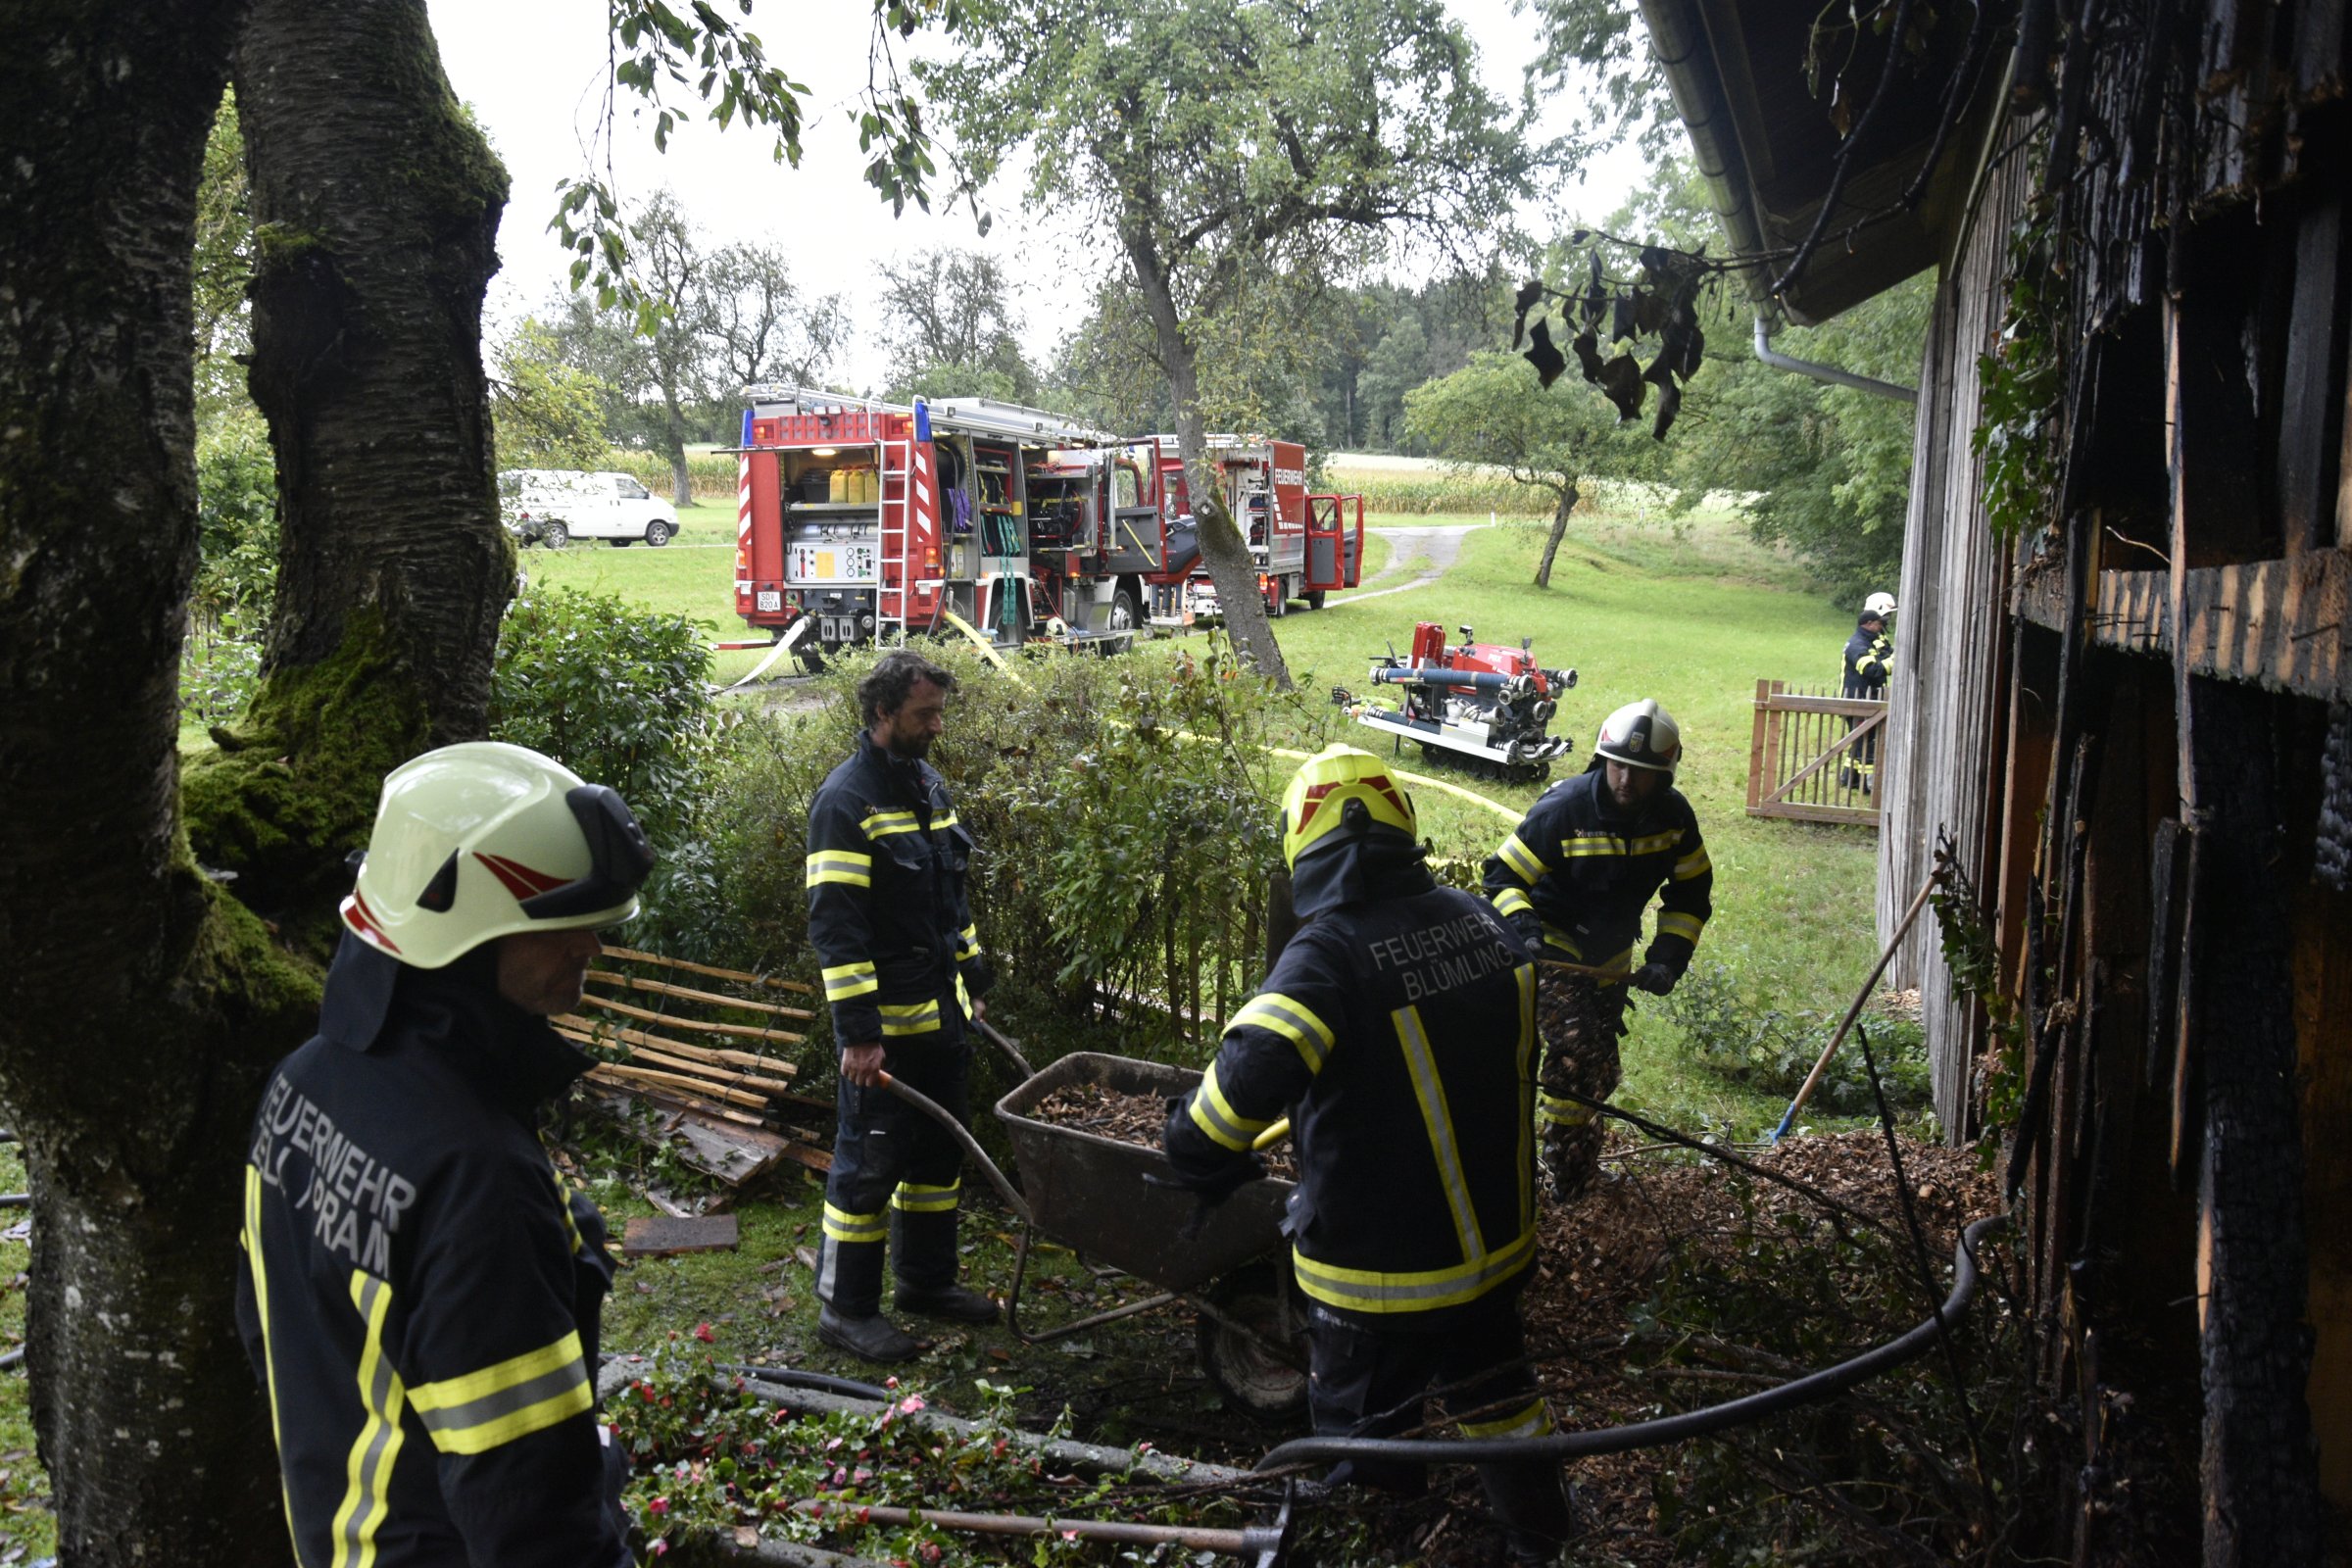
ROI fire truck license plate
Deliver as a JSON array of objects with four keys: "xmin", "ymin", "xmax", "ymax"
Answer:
[{"xmin": 756, "ymin": 590, "xmax": 781, "ymax": 612}]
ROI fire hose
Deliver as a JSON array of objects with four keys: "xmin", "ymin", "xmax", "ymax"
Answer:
[{"xmin": 1250, "ymin": 1213, "xmax": 2004, "ymax": 1471}]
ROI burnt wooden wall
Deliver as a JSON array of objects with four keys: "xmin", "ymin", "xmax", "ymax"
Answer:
[{"xmin": 1870, "ymin": 0, "xmax": 2349, "ymax": 1552}]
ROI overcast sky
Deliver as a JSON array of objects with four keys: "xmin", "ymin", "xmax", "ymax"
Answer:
[{"xmin": 424, "ymin": 0, "xmax": 1653, "ymax": 391}]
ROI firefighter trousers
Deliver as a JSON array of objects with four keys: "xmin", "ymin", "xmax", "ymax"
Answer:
[
  {"xmin": 1305, "ymin": 1296, "xmax": 1572, "ymax": 1563},
  {"xmin": 1535, "ymin": 969, "xmax": 1628, "ymax": 1203},
  {"xmin": 817, "ymin": 1036, "xmax": 970, "ymax": 1317}
]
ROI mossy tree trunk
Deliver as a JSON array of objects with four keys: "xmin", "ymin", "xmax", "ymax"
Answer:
[
  {"xmin": 3, "ymin": 0, "xmax": 519, "ymax": 1561},
  {"xmin": 194, "ymin": 0, "xmax": 514, "ymax": 940},
  {"xmin": 0, "ymin": 2, "xmax": 325, "ymax": 1562}
]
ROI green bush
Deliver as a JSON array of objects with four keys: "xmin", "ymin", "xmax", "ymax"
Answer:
[
  {"xmin": 1660, "ymin": 960, "xmax": 1930, "ymax": 1119},
  {"xmin": 670, "ymin": 639, "xmax": 1345, "ymax": 1080},
  {"xmin": 182, "ymin": 408, "xmax": 280, "ymax": 723},
  {"xmin": 488, "ymin": 586, "xmax": 716, "ymax": 847}
]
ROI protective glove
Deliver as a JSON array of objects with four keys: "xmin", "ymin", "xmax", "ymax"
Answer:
[
  {"xmin": 1630, "ymin": 961, "xmax": 1679, "ymax": 997},
  {"xmin": 1142, "ymin": 1155, "xmax": 1265, "ymax": 1241}
]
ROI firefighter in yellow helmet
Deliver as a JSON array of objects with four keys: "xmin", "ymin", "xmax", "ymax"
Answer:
[
  {"xmin": 1484, "ymin": 700, "xmax": 1714, "ymax": 1201},
  {"xmin": 1163, "ymin": 746, "xmax": 1571, "ymax": 1565},
  {"xmin": 236, "ymin": 742, "xmax": 654, "ymax": 1568}
]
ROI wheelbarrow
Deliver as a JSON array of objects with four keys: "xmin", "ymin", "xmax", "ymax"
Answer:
[{"xmin": 876, "ymin": 1043, "xmax": 1308, "ymax": 1421}]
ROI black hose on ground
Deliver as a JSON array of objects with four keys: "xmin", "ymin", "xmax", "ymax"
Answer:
[
  {"xmin": 1251, "ymin": 1214, "xmax": 2006, "ymax": 1471},
  {"xmin": 716, "ymin": 1362, "xmax": 892, "ymax": 1401},
  {"xmin": 0, "ymin": 1348, "xmax": 23, "ymax": 1372},
  {"xmin": 0, "ymin": 1194, "xmax": 27, "ymax": 1209}
]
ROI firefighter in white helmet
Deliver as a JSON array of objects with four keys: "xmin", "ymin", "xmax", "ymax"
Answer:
[
  {"xmin": 1840, "ymin": 593, "xmax": 1896, "ymax": 793},
  {"xmin": 1483, "ymin": 700, "xmax": 1713, "ymax": 1201},
  {"xmin": 237, "ymin": 742, "xmax": 654, "ymax": 1568},
  {"xmin": 1163, "ymin": 746, "xmax": 1571, "ymax": 1564}
]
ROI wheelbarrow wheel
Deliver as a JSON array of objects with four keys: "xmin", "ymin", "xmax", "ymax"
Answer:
[{"xmin": 1195, "ymin": 1262, "xmax": 1308, "ymax": 1424}]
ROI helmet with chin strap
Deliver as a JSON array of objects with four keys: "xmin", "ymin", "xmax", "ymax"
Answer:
[
  {"xmin": 1281, "ymin": 745, "xmax": 1418, "ymax": 871},
  {"xmin": 1592, "ymin": 699, "xmax": 1683, "ymax": 775},
  {"xmin": 341, "ymin": 742, "xmax": 654, "ymax": 969},
  {"xmin": 1862, "ymin": 591, "xmax": 1897, "ymax": 620}
]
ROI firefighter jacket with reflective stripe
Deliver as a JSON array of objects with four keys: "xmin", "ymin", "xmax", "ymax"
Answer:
[
  {"xmin": 1165, "ymin": 854, "xmax": 1540, "ymax": 1327},
  {"xmin": 807, "ymin": 733, "xmax": 994, "ymax": 1049},
  {"xmin": 1842, "ymin": 622, "xmax": 1893, "ymax": 697},
  {"xmin": 1481, "ymin": 769, "xmax": 1713, "ymax": 976},
  {"xmin": 236, "ymin": 954, "xmax": 629, "ymax": 1568}
]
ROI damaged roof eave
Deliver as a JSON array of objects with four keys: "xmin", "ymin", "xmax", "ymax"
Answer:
[{"xmin": 1638, "ymin": 0, "xmax": 1779, "ymax": 304}]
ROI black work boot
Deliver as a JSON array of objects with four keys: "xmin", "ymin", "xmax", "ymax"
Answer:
[
  {"xmin": 816, "ymin": 1305, "xmax": 921, "ymax": 1363},
  {"xmin": 894, "ymin": 1282, "xmax": 1000, "ymax": 1324}
]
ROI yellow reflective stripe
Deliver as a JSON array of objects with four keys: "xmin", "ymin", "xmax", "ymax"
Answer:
[
  {"xmin": 1656, "ymin": 911, "xmax": 1705, "ymax": 945},
  {"xmin": 956, "ymin": 923, "xmax": 981, "ymax": 957},
  {"xmin": 806, "ymin": 850, "xmax": 873, "ymax": 888},
  {"xmin": 330, "ymin": 1272, "xmax": 409, "ymax": 1566},
  {"xmin": 1630, "ymin": 831, "xmax": 1681, "ymax": 855},
  {"xmin": 1516, "ymin": 964, "xmax": 1536, "ymax": 1235},
  {"xmin": 956, "ymin": 971, "xmax": 972, "ymax": 1020},
  {"xmin": 1459, "ymin": 1398, "xmax": 1554, "ymax": 1440},
  {"xmin": 1491, "ymin": 886, "xmax": 1534, "ymax": 918},
  {"xmin": 823, "ymin": 1202, "xmax": 888, "ymax": 1243},
  {"xmin": 1394, "ymin": 1005, "xmax": 1484, "ymax": 1263},
  {"xmin": 1538, "ymin": 1091, "xmax": 1596, "ymax": 1127},
  {"xmin": 1293, "ymin": 1225, "xmax": 1537, "ymax": 1313},
  {"xmin": 892, "ymin": 1180, "xmax": 960, "ymax": 1213},
  {"xmin": 1187, "ymin": 1059, "xmax": 1271, "ymax": 1152},
  {"xmin": 242, "ymin": 1167, "xmax": 302, "ymax": 1556},
  {"xmin": 860, "ymin": 808, "xmax": 922, "ymax": 838},
  {"xmin": 934, "ymin": 810, "xmax": 959, "ymax": 830},
  {"xmin": 1495, "ymin": 831, "xmax": 1544, "ymax": 881},
  {"xmin": 551, "ymin": 1171, "xmax": 583, "ymax": 1257},
  {"xmin": 1558, "ymin": 835, "xmax": 1620, "ymax": 858},
  {"xmin": 409, "ymin": 1330, "xmax": 590, "ymax": 1456},
  {"xmin": 1673, "ymin": 847, "xmax": 1712, "ymax": 881},
  {"xmin": 822, "ymin": 960, "xmax": 879, "ymax": 1000},
  {"xmin": 879, "ymin": 999, "xmax": 942, "ymax": 1035},
  {"xmin": 1228, "ymin": 993, "xmax": 1335, "ymax": 1074},
  {"xmin": 1539, "ymin": 925, "xmax": 1582, "ymax": 958}
]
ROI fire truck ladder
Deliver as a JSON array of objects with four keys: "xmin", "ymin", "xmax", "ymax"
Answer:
[{"xmin": 877, "ymin": 432, "xmax": 913, "ymax": 640}]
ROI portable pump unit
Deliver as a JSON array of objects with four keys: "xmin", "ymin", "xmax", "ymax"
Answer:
[{"xmin": 1338, "ymin": 622, "xmax": 1578, "ymax": 782}]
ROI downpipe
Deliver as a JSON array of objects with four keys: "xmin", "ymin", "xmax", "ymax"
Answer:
[
  {"xmin": 1252, "ymin": 1213, "xmax": 2005, "ymax": 1469},
  {"xmin": 1753, "ymin": 313, "xmax": 1918, "ymax": 403}
]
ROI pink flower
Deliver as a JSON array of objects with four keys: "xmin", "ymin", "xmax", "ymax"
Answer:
[
  {"xmin": 648, "ymin": 1497, "xmax": 670, "ymax": 1516},
  {"xmin": 898, "ymin": 1395, "xmax": 927, "ymax": 1413},
  {"xmin": 693, "ymin": 1322, "xmax": 716, "ymax": 1344}
]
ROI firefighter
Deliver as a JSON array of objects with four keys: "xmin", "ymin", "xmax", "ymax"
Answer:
[
  {"xmin": 808, "ymin": 649, "xmax": 1000, "ymax": 1362},
  {"xmin": 1839, "ymin": 592, "xmax": 1896, "ymax": 792},
  {"xmin": 1483, "ymin": 699, "xmax": 1712, "ymax": 1202},
  {"xmin": 1162, "ymin": 746, "xmax": 1573, "ymax": 1566},
  {"xmin": 236, "ymin": 741, "xmax": 656, "ymax": 1567}
]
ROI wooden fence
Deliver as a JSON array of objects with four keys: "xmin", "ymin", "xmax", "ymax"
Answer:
[{"xmin": 1745, "ymin": 679, "xmax": 1886, "ymax": 827}]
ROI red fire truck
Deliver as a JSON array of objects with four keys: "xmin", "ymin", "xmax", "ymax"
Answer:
[
  {"xmin": 1152, "ymin": 435, "xmax": 1366, "ymax": 623},
  {"xmin": 730, "ymin": 388, "xmax": 1199, "ymax": 661}
]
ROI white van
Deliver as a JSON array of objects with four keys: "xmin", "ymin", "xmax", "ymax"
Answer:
[{"xmin": 500, "ymin": 469, "xmax": 681, "ymax": 549}]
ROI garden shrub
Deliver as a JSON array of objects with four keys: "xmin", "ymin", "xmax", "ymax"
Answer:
[
  {"xmin": 182, "ymin": 407, "xmax": 279, "ymax": 722},
  {"xmin": 488, "ymin": 585, "xmax": 717, "ymax": 847},
  {"xmin": 1661, "ymin": 960, "xmax": 1931, "ymax": 1119}
]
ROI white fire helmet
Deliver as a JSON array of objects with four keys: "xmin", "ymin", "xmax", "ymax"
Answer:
[
  {"xmin": 1862, "ymin": 591, "xmax": 1898, "ymax": 620},
  {"xmin": 1593, "ymin": 699, "xmax": 1684, "ymax": 774},
  {"xmin": 341, "ymin": 741, "xmax": 655, "ymax": 969}
]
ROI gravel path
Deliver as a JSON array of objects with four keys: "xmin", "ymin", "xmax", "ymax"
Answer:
[{"xmin": 1332, "ymin": 523, "xmax": 1484, "ymax": 605}]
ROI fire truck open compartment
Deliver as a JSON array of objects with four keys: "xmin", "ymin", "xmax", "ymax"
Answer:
[{"xmin": 732, "ymin": 387, "xmax": 1362, "ymax": 662}]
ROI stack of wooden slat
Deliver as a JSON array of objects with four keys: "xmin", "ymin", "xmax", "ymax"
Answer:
[{"xmin": 557, "ymin": 947, "xmax": 831, "ymax": 1184}]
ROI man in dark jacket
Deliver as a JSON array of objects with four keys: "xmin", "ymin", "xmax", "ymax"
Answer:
[
  {"xmin": 807, "ymin": 650, "xmax": 999, "ymax": 1362},
  {"xmin": 1839, "ymin": 592, "xmax": 1896, "ymax": 791},
  {"xmin": 237, "ymin": 741, "xmax": 656, "ymax": 1568},
  {"xmin": 1164, "ymin": 746, "xmax": 1572, "ymax": 1566},
  {"xmin": 1484, "ymin": 699, "xmax": 1712, "ymax": 1201}
]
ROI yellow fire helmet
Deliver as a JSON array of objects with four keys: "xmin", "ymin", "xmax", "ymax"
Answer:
[
  {"xmin": 1593, "ymin": 699, "xmax": 1684, "ymax": 774},
  {"xmin": 1281, "ymin": 744, "xmax": 1418, "ymax": 871},
  {"xmin": 341, "ymin": 741, "xmax": 655, "ymax": 969}
]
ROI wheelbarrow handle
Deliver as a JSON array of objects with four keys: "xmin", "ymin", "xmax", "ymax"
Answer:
[
  {"xmin": 876, "ymin": 1069, "xmax": 1033, "ymax": 1226},
  {"xmin": 973, "ymin": 1016, "xmax": 1035, "ymax": 1080}
]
